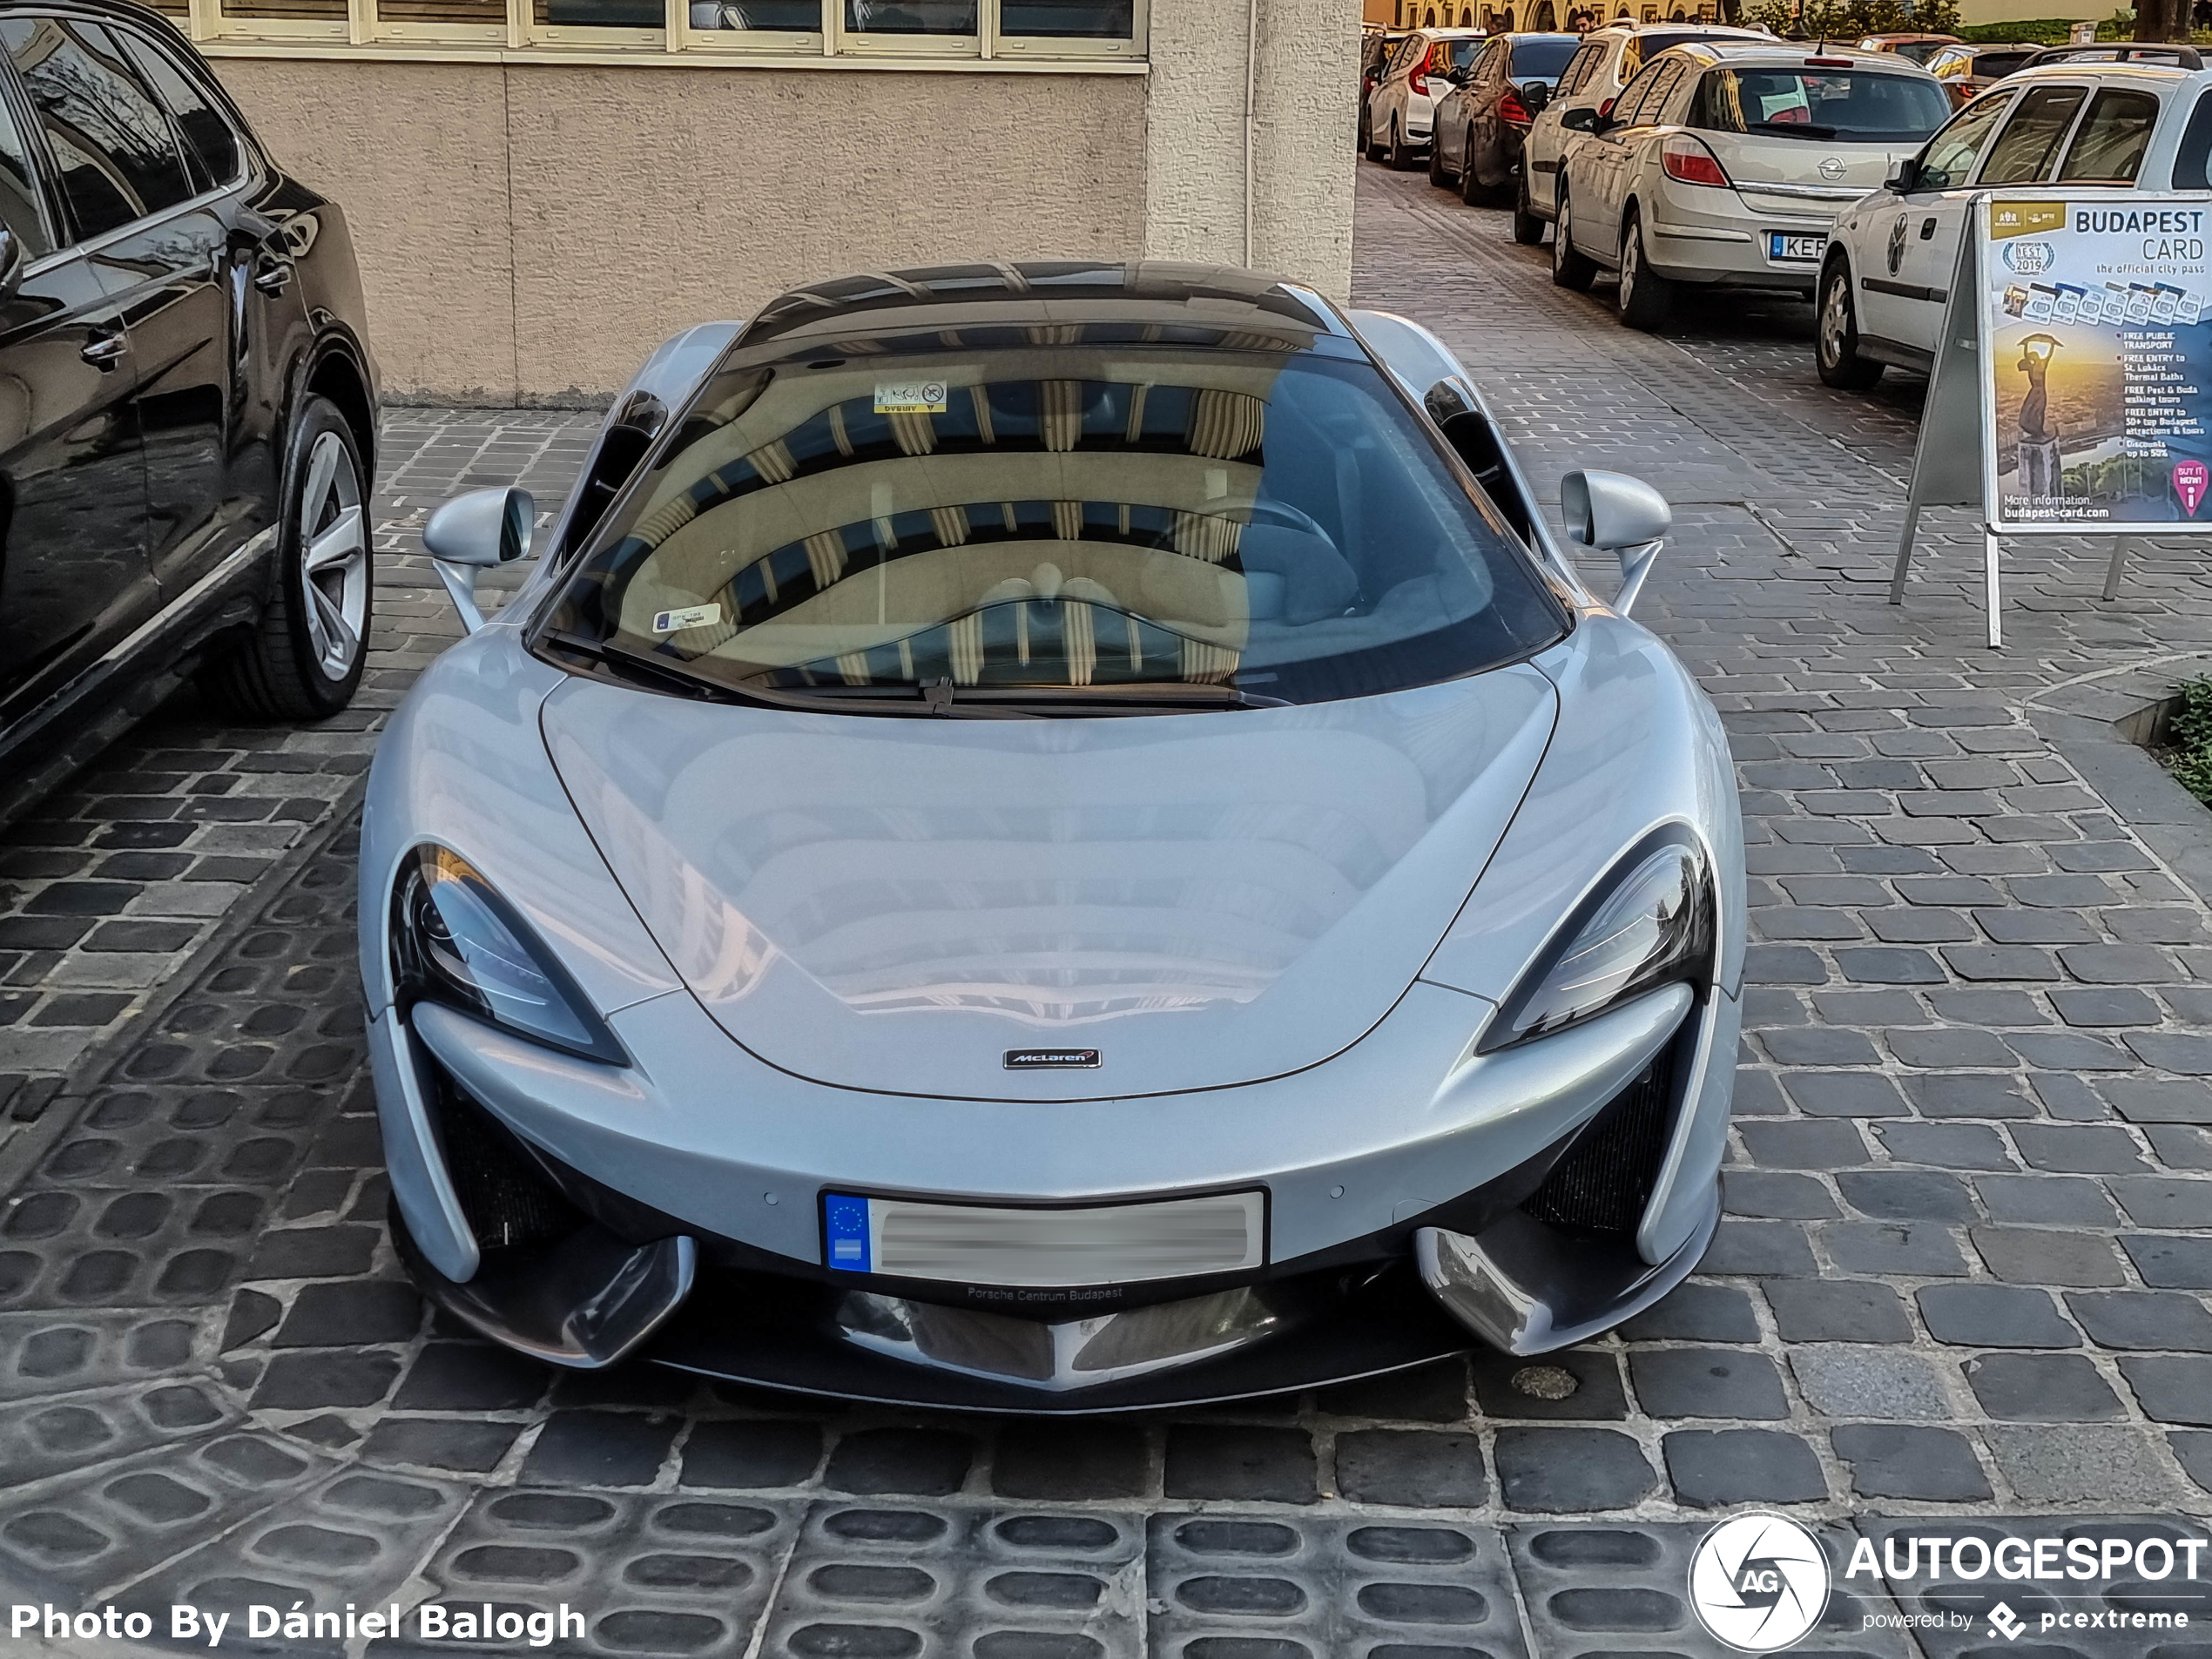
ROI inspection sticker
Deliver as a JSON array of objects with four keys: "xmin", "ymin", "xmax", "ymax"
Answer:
[
  {"xmin": 651, "ymin": 603, "xmax": 722, "ymax": 633},
  {"xmin": 875, "ymin": 380, "xmax": 948, "ymax": 414}
]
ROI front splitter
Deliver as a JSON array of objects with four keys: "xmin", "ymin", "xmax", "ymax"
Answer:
[{"xmin": 637, "ymin": 1263, "xmax": 1477, "ymax": 1413}]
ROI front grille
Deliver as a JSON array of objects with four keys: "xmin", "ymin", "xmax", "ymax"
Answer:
[
  {"xmin": 1522, "ymin": 1049, "xmax": 1675, "ymax": 1235},
  {"xmin": 428, "ymin": 1069, "xmax": 584, "ymax": 1253}
]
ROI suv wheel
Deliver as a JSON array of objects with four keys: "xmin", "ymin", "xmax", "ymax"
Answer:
[
  {"xmin": 1816, "ymin": 256, "xmax": 1885, "ymax": 389},
  {"xmin": 1551, "ymin": 190, "xmax": 1596, "ymax": 290},
  {"xmin": 1428, "ymin": 129, "xmax": 1453, "ymax": 187},
  {"xmin": 1390, "ymin": 119, "xmax": 1419, "ymax": 170},
  {"xmin": 1616, "ymin": 208, "xmax": 1675, "ymax": 329},
  {"xmin": 202, "ymin": 395, "xmax": 372, "ymax": 721},
  {"xmin": 1512, "ymin": 167, "xmax": 1545, "ymax": 244}
]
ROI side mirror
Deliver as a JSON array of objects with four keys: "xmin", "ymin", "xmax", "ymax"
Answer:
[
  {"xmin": 1447, "ymin": 65, "xmax": 1472, "ymax": 84},
  {"xmin": 424, "ymin": 484, "xmax": 534, "ymax": 633},
  {"xmin": 1884, "ymin": 155, "xmax": 1920, "ymax": 192},
  {"xmin": 1560, "ymin": 469, "xmax": 1669, "ymax": 614},
  {"xmin": 1521, "ymin": 80, "xmax": 1552, "ymax": 112},
  {"xmin": 1560, "ymin": 105, "xmax": 1601, "ymax": 132},
  {"xmin": 0, "ymin": 226, "xmax": 23, "ymax": 300}
]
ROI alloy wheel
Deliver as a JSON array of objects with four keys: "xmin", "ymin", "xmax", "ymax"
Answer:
[
  {"xmin": 1818, "ymin": 271, "xmax": 1848, "ymax": 366},
  {"xmin": 297, "ymin": 429, "xmax": 368, "ymax": 680}
]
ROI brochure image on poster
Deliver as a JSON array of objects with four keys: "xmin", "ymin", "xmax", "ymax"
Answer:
[{"xmin": 1981, "ymin": 193, "xmax": 2212, "ymax": 534}]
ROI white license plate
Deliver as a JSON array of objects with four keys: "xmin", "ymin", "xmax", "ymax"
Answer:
[
  {"xmin": 822, "ymin": 1190, "xmax": 1264, "ymax": 1286},
  {"xmin": 1768, "ymin": 233, "xmax": 1827, "ymax": 262}
]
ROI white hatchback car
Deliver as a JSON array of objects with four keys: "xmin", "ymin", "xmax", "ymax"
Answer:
[
  {"xmin": 1516, "ymin": 20, "xmax": 1772, "ymax": 242},
  {"xmin": 1551, "ymin": 43, "xmax": 1952, "ymax": 327},
  {"xmin": 1818, "ymin": 60, "xmax": 2212, "ymax": 387},
  {"xmin": 1366, "ymin": 26, "xmax": 1491, "ymax": 168}
]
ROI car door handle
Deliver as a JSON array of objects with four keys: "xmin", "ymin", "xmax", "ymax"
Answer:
[
  {"xmin": 80, "ymin": 327, "xmax": 128, "ymax": 370},
  {"xmin": 253, "ymin": 255, "xmax": 293, "ymax": 296},
  {"xmin": 1919, "ymin": 217, "xmax": 1938, "ymax": 239}
]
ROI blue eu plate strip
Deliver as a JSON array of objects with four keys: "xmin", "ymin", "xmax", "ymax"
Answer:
[{"xmin": 824, "ymin": 1194, "xmax": 871, "ymax": 1272}]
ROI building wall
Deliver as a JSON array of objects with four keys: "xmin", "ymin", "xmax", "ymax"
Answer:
[
  {"xmin": 215, "ymin": 16, "xmax": 1352, "ymax": 403},
  {"xmin": 1954, "ymin": 0, "xmax": 2099, "ymax": 22},
  {"xmin": 215, "ymin": 59, "xmax": 1152, "ymax": 401}
]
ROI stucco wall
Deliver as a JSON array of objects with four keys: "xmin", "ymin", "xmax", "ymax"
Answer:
[{"xmin": 214, "ymin": 59, "xmax": 1153, "ymax": 401}]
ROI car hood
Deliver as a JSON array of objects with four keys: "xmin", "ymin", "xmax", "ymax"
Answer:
[{"xmin": 540, "ymin": 667, "xmax": 1558, "ymax": 1102}]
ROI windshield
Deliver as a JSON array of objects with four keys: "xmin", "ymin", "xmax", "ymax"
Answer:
[
  {"xmin": 1444, "ymin": 37, "xmax": 1483, "ymax": 68},
  {"xmin": 538, "ymin": 333, "xmax": 1567, "ymax": 712},
  {"xmin": 1974, "ymin": 50, "xmax": 2033, "ymax": 76},
  {"xmin": 1693, "ymin": 66, "xmax": 1952, "ymax": 140},
  {"xmin": 1888, "ymin": 38, "xmax": 1948, "ymax": 64},
  {"xmin": 1510, "ymin": 36, "xmax": 1579, "ymax": 77}
]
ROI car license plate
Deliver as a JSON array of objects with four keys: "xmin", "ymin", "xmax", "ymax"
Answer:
[
  {"xmin": 822, "ymin": 1189, "xmax": 1264, "ymax": 1286},
  {"xmin": 1768, "ymin": 232, "xmax": 1826, "ymax": 262}
]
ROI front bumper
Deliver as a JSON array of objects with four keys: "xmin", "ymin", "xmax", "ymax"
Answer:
[{"xmin": 369, "ymin": 977, "xmax": 1736, "ymax": 1408}]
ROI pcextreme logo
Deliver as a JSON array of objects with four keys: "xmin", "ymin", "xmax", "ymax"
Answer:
[{"xmin": 1689, "ymin": 1513, "xmax": 1831, "ymax": 1652}]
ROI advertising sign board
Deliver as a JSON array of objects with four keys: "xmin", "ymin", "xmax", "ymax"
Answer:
[
  {"xmin": 1891, "ymin": 190, "xmax": 2212, "ymax": 646},
  {"xmin": 1979, "ymin": 193, "xmax": 2212, "ymax": 535}
]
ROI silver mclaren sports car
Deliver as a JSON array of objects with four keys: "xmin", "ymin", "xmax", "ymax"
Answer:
[{"xmin": 361, "ymin": 262, "xmax": 1744, "ymax": 1410}]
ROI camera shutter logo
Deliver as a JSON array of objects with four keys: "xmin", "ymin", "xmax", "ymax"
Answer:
[{"xmin": 1689, "ymin": 1513, "xmax": 1832, "ymax": 1653}]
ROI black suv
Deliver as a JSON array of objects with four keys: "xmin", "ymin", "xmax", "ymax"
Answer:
[{"xmin": 0, "ymin": 2, "xmax": 377, "ymax": 822}]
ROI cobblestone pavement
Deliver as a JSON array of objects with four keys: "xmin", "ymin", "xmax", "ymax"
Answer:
[{"xmin": 0, "ymin": 168, "xmax": 2210, "ymax": 1658}]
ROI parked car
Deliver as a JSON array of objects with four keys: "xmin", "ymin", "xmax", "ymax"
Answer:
[
  {"xmin": 1518, "ymin": 20, "xmax": 1772, "ymax": 243},
  {"xmin": 1923, "ymin": 41, "xmax": 2040, "ymax": 105},
  {"xmin": 1360, "ymin": 25, "xmax": 1412, "ymax": 148},
  {"xmin": 1857, "ymin": 31, "xmax": 1959, "ymax": 65},
  {"xmin": 1429, "ymin": 31, "xmax": 1581, "ymax": 205},
  {"xmin": 1820, "ymin": 59, "xmax": 2206, "ymax": 388},
  {"xmin": 362, "ymin": 261, "xmax": 1745, "ymax": 1406},
  {"xmin": 2018, "ymin": 41, "xmax": 2203, "ymax": 71},
  {"xmin": 0, "ymin": 1, "xmax": 377, "ymax": 826},
  {"xmin": 1551, "ymin": 43, "xmax": 1950, "ymax": 327},
  {"xmin": 1366, "ymin": 26, "xmax": 1490, "ymax": 167}
]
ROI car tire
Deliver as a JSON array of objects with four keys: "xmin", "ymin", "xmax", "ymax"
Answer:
[
  {"xmin": 1616, "ymin": 208, "xmax": 1675, "ymax": 330},
  {"xmin": 1512, "ymin": 167, "xmax": 1546, "ymax": 244},
  {"xmin": 1551, "ymin": 189, "xmax": 1596, "ymax": 291},
  {"xmin": 1428, "ymin": 130, "xmax": 1454, "ymax": 187},
  {"xmin": 201, "ymin": 395, "xmax": 372, "ymax": 722},
  {"xmin": 1390, "ymin": 120, "xmax": 1419, "ymax": 171},
  {"xmin": 1365, "ymin": 109, "xmax": 1389, "ymax": 162},
  {"xmin": 1460, "ymin": 131, "xmax": 1489, "ymax": 205},
  {"xmin": 1816, "ymin": 255, "xmax": 1885, "ymax": 390}
]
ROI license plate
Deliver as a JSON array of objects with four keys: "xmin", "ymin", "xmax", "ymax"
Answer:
[
  {"xmin": 822, "ymin": 1190, "xmax": 1264, "ymax": 1286},
  {"xmin": 1768, "ymin": 233, "xmax": 1826, "ymax": 262}
]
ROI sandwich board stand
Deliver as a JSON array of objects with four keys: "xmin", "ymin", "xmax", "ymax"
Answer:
[{"xmin": 1890, "ymin": 190, "xmax": 2212, "ymax": 649}]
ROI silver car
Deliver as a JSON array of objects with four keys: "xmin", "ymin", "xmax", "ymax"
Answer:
[{"xmin": 361, "ymin": 263, "xmax": 1746, "ymax": 1410}]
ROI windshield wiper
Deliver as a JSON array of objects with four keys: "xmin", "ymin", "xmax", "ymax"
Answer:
[
  {"xmin": 740, "ymin": 678, "xmax": 1289, "ymax": 717},
  {"xmin": 1746, "ymin": 120, "xmax": 1840, "ymax": 139},
  {"xmin": 539, "ymin": 631, "xmax": 754, "ymax": 702}
]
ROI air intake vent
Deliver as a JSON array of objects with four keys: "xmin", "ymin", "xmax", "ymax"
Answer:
[
  {"xmin": 429, "ymin": 1070, "xmax": 584, "ymax": 1253},
  {"xmin": 1523, "ymin": 1050, "xmax": 1675, "ymax": 1235}
]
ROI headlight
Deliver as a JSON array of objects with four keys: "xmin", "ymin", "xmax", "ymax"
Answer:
[
  {"xmin": 1480, "ymin": 833, "xmax": 1711, "ymax": 1053},
  {"xmin": 390, "ymin": 845, "xmax": 625, "ymax": 1063}
]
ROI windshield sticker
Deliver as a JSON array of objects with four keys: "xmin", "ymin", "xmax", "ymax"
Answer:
[
  {"xmin": 651, "ymin": 603, "xmax": 723, "ymax": 633},
  {"xmin": 874, "ymin": 380, "xmax": 948, "ymax": 414}
]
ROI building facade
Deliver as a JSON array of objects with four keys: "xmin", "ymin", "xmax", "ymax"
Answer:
[{"xmin": 181, "ymin": 0, "xmax": 1352, "ymax": 400}]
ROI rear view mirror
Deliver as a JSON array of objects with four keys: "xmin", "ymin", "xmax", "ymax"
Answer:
[
  {"xmin": 424, "ymin": 484, "xmax": 535, "ymax": 633},
  {"xmin": 1521, "ymin": 80, "xmax": 1552, "ymax": 113},
  {"xmin": 1885, "ymin": 155, "xmax": 1920, "ymax": 192},
  {"xmin": 1560, "ymin": 469, "xmax": 1670, "ymax": 614}
]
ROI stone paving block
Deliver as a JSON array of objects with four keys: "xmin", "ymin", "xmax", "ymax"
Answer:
[
  {"xmin": 2065, "ymin": 1290, "xmax": 2212, "ymax": 1351},
  {"xmin": 1829, "ymin": 1425, "xmax": 1992, "ymax": 1501},
  {"xmin": 1149, "ymin": 1510, "xmax": 1525, "ymax": 1659},
  {"xmin": 1915, "ymin": 1285, "xmax": 2079, "ymax": 1349},
  {"xmin": 1961, "ymin": 1352, "xmax": 2123, "ymax": 1420},
  {"xmin": 1163, "ymin": 1426, "xmax": 1316, "ymax": 1504},
  {"xmin": 398, "ymin": 1487, "xmax": 806, "ymax": 1659},
  {"xmin": 1493, "ymin": 1427, "xmax": 1656, "ymax": 1513},
  {"xmin": 1332, "ymin": 1429, "xmax": 1488, "ymax": 1507},
  {"xmin": 1629, "ymin": 1349, "xmax": 1788, "ymax": 1420},
  {"xmin": 1469, "ymin": 1348, "xmax": 1626, "ymax": 1420},
  {"xmin": 1790, "ymin": 1348, "xmax": 1950, "ymax": 1420},
  {"xmin": 1660, "ymin": 1430, "xmax": 1828, "ymax": 1507}
]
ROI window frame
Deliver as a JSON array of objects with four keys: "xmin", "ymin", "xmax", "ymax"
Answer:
[
  {"xmin": 1975, "ymin": 81, "xmax": 2092, "ymax": 187},
  {"xmin": 180, "ymin": 0, "xmax": 1143, "ymax": 63},
  {"xmin": 2054, "ymin": 84, "xmax": 2158, "ymax": 183}
]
